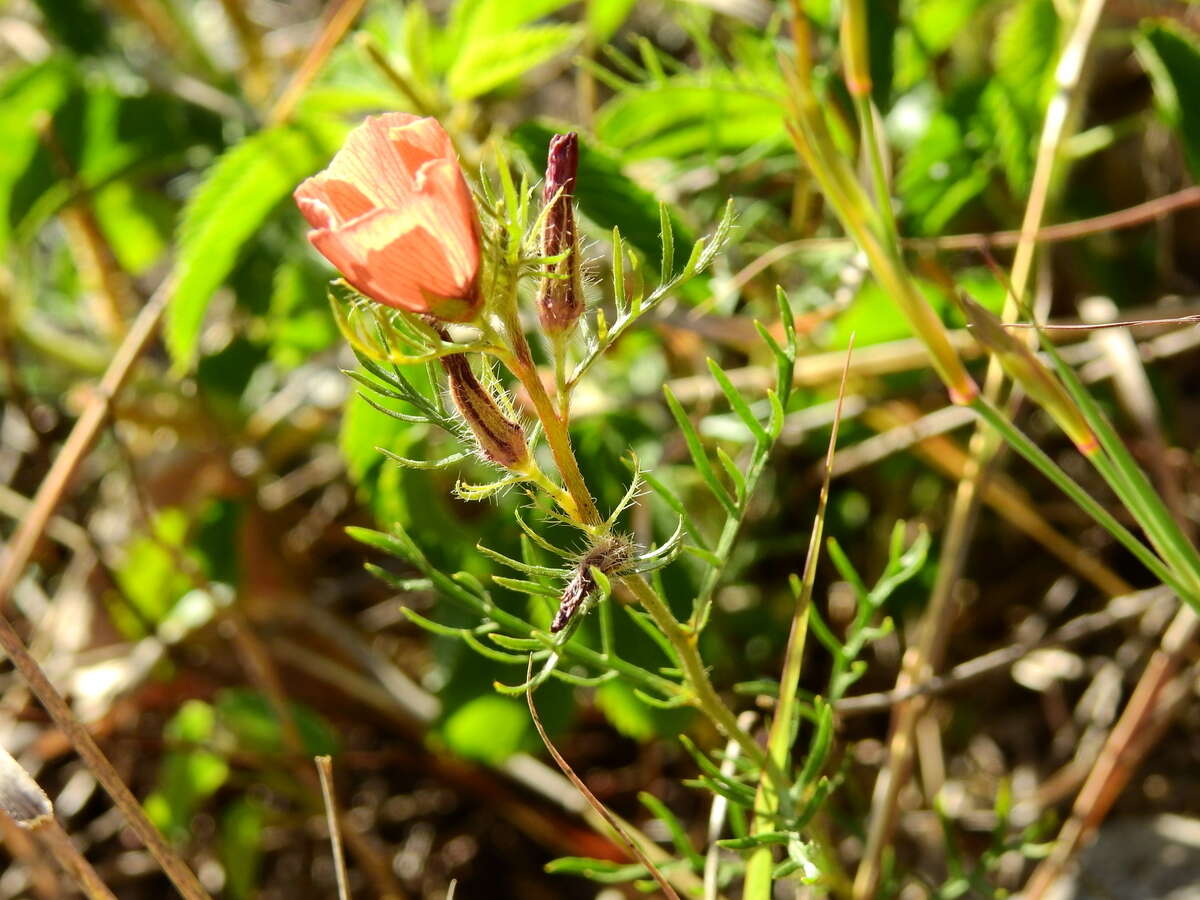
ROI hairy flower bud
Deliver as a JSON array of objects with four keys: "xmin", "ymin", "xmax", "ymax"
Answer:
[
  {"xmin": 439, "ymin": 354, "xmax": 529, "ymax": 469},
  {"xmin": 537, "ymin": 132, "xmax": 584, "ymax": 336},
  {"xmin": 552, "ymin": 534, "xmax": 631, "ymax": 632}
]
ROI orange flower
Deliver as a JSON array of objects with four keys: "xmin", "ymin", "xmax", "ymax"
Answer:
[{"xmin": 294, "ymin": 113, "xmax": 482, "ymax": 321}]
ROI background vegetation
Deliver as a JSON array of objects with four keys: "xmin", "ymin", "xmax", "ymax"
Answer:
[{"xmin": 1, "ymin": 0, "xmax": 1200, "ymax": 897}]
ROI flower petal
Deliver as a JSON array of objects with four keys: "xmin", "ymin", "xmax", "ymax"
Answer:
[
  {"xmin": 320, "ymin": 112, "xmax": 425, "ymax": 209},
  {"xmin": 294, "ymin": 177, "xmax": 373, "ymax": 228},
  {"xmin": 410, "ymin": 158, "xmax": 480, "ymax": 286},
  {"xmin": 310, "ymin": 204, "xmax": 478, "ymax": 317},
  {"xmin": 388, "ymin": 117, "xmax": 457, "ymax": 172}
]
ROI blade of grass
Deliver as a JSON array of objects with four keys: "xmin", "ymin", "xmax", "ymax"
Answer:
[{"xmin": 743, "ymin": 337, "xmax": 854, "ymax": 899}]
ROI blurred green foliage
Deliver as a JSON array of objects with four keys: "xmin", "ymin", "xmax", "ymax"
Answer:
[{"xmin": 4, "ymin": 0, "xmax": 1200, "ymax": 895}]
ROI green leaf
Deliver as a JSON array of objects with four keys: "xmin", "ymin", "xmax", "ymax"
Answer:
[
  {"xmin": 827, "ymin": 277, "xmax": 951, "ymax": 349},
  {"xmin": 219, "ymin": 799, "xmax": 265, "ymax": 900},
  {"xmin": 638, "ymin": 792, "xmax": 702, "ymax": 867},
  {"xmin": 707, "ymin": 358, "xmax": 769, "ymax": 445},
  {"xmin": 594, "ymin": 679, "xmax": 688, "ymax": 741},
  {"xmin": 31, "ymin": 0, "xmax": 110, "ymax": 55},
  {"xmin": 981, "ymin": 79, "xmax": 1036, "ymax": 195},
  {"xmin": 587, "ymin": 0, "xmax": 637, "ymax": 41},
  {"xmin": 442, "ymin": 694, "xmax": 528, "ymax": 764},
  {"xmin": 266, "ymin": 258, "xmax": 339, "ymax": 370},
  {"xmin": 91, "ymin": 179, "xmax": 171, "ymax": 275},
  {"xmin": 993, "ymin": 0, "xmax": 1059, "ymax": 112},
  {"xmin": 166, "ymin": 118, "xmax": 346, "ymax": 371},
  {"xmin": 111, "ymin": 507, "xmax": 196, "ymax": 636},
  {"xmin": 145, "ymin": 701, "xmax": 229, "ymax": 843},
  {"xmin": 866, "ymin": 0, "xmax": 898, "ymax": 108},
  {"xmin": 215, "ymin": 688, "xmax": 339, "ymax": 757},
  {"xmin": 12, "ymin": 84, "xmax": 221, "ymax": 242},
  {"xmin": 975, "ymin": 0, "xmax": 1059, "ymax": 195},
  {"xmin": 0, "ymin": 59, "xmax": 74, "ymax": 251},
  {"xmin": 545, "ymin": 857, "xmax": 648, "ymax": 882},
  {"xmin": 447, "ymin": 25, "xmax": 581, "ymax": 100},
  {"xmin": 895, "ymin": 111, "xmax": 989, "ymax": 234},
  {"xmin": 663, "ymin": 385, "xmax": 737, "ymax": 516},
  {"xmin": 449, "ymin": 0, "xmax": 575, "ymax": 46},
  {"xmin": 510, "ymin": 122, "xmax": 694, "ymax": 273},
  {"xmin": 1137, "ymin": 20, "xmax": 1200, "ymax": 180},
  {"xmin": 594, "ymin": 80, "xmax": 786, "ymax": 161},
  {"xmin": 911, "ymin": 0, "xmax": 988, "ymax": 55}
]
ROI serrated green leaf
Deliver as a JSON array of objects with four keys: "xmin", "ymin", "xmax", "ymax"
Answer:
[
  {"xmin": 447, "ymin": 25, "xmax": 580, "ymax": 100},
  {"xmin": 993, "ymin": 0, "xmax": 1059, "ymax": 110},
  {"xmin": 0, "ymin": 59, "xmax": 74, "ymax": 250},
  {"xmin": 166, "ymin": 118, "xmax": 345, "ymax": 371},
  {"xmin": 595, "ymin": 80, "xmax": 786, "ymax": 161}
]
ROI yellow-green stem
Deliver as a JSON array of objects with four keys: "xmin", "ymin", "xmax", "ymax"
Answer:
[
  {"xmin": 508, "ymin": 351, "xmax": 602, "ymax": 529},
  {"xmin": 854, "ymin": 94, "xmax": 899, "ymax": 250},
  {"xmin": 494, "ymin": 314, "xmax": 789, "ymax": 796}
]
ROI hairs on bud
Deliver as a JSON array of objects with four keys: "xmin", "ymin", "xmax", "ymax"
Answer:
[
  {"xmin": 538, "ymin": 132, "xmax": 585, "ymax": 336},
  {"xmin": 551, "ymin": 534, "xmax": 633, "ymax": 632},
  {"xmin": 440, "ymin": 354, "xmax": 530, "ymax": 470}
]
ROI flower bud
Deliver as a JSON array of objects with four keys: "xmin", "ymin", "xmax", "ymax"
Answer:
[
  {"xmin": 538, "ymin": 133, "xmax": 584, "ymax": 336},
  {"xmin": 439, "ymin": 354, "xmax": 530, "ymax": 469},
  {"xmin": 552, "ymin": 534, "xmax": 631, "ymax": 632},
  {"xmin": 956, "ymin": 293, "xmax": 1098, "ymax": 454}
]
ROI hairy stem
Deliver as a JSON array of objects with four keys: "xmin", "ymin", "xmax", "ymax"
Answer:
[{"xmin": 495, "ymin": 317, "xmax": 788, "ymax": 794}]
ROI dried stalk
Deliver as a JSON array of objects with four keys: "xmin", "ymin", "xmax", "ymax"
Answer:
[
  {"xmin": 0, "ymin": 2, "xmax": 360, "ymax": 894},
  {"xmin": 315, "ymin": 756, "xmax": 351, "ymax": 900},
  {"xmin": 853, "ymin": 2, "xmax": 1108, "ymax": 895}
]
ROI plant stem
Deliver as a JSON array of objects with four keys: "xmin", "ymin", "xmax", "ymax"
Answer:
[
  {"xmin": 969, "ymin": 397, "xmax": 1188, "ymax": 596},
  {"xmin": 854, "ymin": 94, "xmax": 898, "ymax": 252},
  {"xmin": 495, "ymin": 315, "xmax": 788, "ymax": 794},
  {"xmin": 507, "ymin": 351, "xmax": 602, "ymax": 528},
  {"xmin": 623, "ymin": 571, "xmax": 785, "ymax": 786}
]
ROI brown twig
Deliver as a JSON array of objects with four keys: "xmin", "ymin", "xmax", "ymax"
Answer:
[
  {"xmin": 852, "ymin": 2, "xmax": 1108, "ymax": 894},
  {"xmin": 0, "ymin": 744, "xmax": 118, "ymax": 900},
  {"xmin": 0, "ymin": 2, "xmax": 359, "ymax": 893},
  {"xmin": 268, "ymin": 0, "xmax": 367, "ymax": 127},
  {"xmin": 33, "ymin": 818, "xmax": 119, "ymax": 900},
  {"xmin": 0, "ymin": 281, "xmax": 209, "ymax": 899},
  {"xmin": 315, "ymin": 756, "xmax": 351, "ymax": 900},
  {"xmin": 0, "ymin": 812, "xmax": 62, "ymax": 900},
  {"xmin": 35, "ymin": 113, "xmax": 137, "ymax": 339},
  {"xmin": 1023, "ymin": 608, "xmax": 1199, "ymax": 898},
  {"xmin": 723, "ymin": 185, "xmax": 1200, "ymax": 301},
  {"xmin": 834, "ymin": 588, "xmax": 1166, "ymax": 715},
  {"xmin": 524, "ymin": 661, "xmax": 680, "ymax": 900}
]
